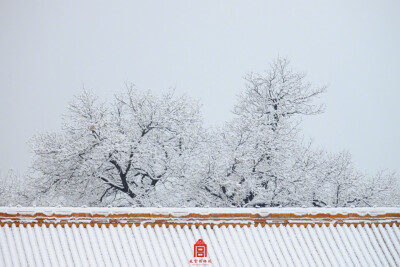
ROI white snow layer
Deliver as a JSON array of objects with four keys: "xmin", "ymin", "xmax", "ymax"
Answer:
[
  {"xmin": 0, "ymin": 223, "xmax": 398, "ymax": 266},
  {"xmin": 0, "ymin": 206, "xmax": 399, "ymax": 216},
  {"xmin": 0, "ymin": 207, "xmax": 400, "ymax": 266}
]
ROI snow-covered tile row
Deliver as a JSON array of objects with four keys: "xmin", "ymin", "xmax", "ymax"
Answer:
[
  {"xmin": 0, "ymin": 222, "xmax": 400, "ymax": 267},
  {"xmin": 1, "ymin": 207, "xmax": 400, "ymax": 216},
  {"xmin": 0, "ymin": 206, "xmax": 400, "ymax": 216},
  {"xmin": 2, "ymin": 207, "xmax": 400, "ymax": 227}
]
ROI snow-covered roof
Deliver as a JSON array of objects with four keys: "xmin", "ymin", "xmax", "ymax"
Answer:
[{"xmin": 0, "ymin": 207, "xmax": 399, "ymax": 266}]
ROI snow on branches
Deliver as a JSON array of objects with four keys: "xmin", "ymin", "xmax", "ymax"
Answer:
[
  {"xmin": 24, "ymin": 58, "xmax": 399, "ymax": 207},
  {"xmin": 30, "ymin": 87, "xmax": 206, "ymax": 206}
]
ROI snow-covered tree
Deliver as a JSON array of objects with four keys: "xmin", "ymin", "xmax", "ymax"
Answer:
[
  {"xmin": 28, "ymin": 58, "xmax": 399, "ymax": 208},
  {"xmin": 200, "ymin": 58, "xmax": 324, "ymax": 207},
  {"xmin": 0, "ymin": 169, "xmax": 34, "ymax": 206},
  {"xmin": 200, "ymin": 58, "xmax": 398, "ymax": 207},
  {"xmin": 305, "ymin": 151, "xmax": 399, "ymax": 207},
  {"xmin": 30, "ymin": 86, "xmax": 206, "ymax": 206}
]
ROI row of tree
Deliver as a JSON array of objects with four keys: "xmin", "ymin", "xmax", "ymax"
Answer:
[{"xmin": 1, "ymin": 58, "xmax": 398, "ymax": 207}]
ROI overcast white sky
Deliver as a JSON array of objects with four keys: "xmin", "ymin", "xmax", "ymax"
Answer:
[{"xmin": 0, "ymin": 1, "xmax": 399, "ymax": 176}]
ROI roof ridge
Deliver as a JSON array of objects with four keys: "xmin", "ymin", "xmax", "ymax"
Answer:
[{"xmin": 1, "ymin": 207, "xmax": 400, "ymax": 227}]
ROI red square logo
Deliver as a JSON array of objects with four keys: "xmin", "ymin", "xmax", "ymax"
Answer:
[{"xmin": 194, "ymin": 239, "xmax": 207, "ymax": 257}]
